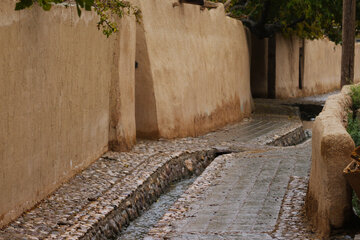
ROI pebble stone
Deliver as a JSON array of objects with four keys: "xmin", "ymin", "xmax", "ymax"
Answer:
[{"xmin": 0, "ymin": 114, "xmax": 309, "ymax": 240}]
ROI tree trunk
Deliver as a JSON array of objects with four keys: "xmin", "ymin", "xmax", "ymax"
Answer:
[{"xmin": 341, "ymin": 0, "xmax": 356, "ymax": 86}]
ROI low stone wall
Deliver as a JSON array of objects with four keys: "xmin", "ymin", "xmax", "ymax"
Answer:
[
  {"xmin": 306, "ymin": 87, "xmax": 355, "ymax": 237},
  {"xmin": 0, "ymin": 1, "xmax": 136, "ymax": 228},
  {"xmin": 134, "ymin": 0, "xmax": 253, "ymax": 139}
]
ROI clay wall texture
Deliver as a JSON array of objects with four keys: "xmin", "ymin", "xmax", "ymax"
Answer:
[
  {"xmin": 275, "ymin": 35, "xmax": 347, "ymax": 99},
  {"xmin": 0, "ymin": 0, "xmax": 136, "ymax": 227},
  {"xmin": 275, "ymin": 34, "xmax": 302, "ymax": 98},
  {"xmin": 134, "ymin": 0, "xmax": 253, "ymax": 138},
  {"xmin": 354, "ymin": 44, "xmax": 360, "ymax": 83},
  {"xmin": 306, "ymin": 86, "xmax": 354, "ymax": 236},
  {"xmin": 251, "ymin": 34, "xmax": 360, "ymax": 99}
]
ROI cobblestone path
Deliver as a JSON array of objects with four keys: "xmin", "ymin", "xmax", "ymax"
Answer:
[
  {"xmin": 0, "ymin": 115, "xmax": 304, "ymax": 240},
  {"xmin": 2, "ymin": 93, "xmax": 347, "ymax": 240},
  {"xmin": 147, "ymin": 141, "xmax": 316, "ymax": 239}
]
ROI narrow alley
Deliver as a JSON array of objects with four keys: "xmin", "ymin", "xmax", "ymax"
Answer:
[{"xmin": 2, "ymin": 95, "xmax": 355, "ymax": 240}]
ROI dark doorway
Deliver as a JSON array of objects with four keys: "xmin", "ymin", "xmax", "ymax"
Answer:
[
  {"xmin": 267, "ymin": 36, "xmax": 276, "ymax": 99},
  {"xmin": 299, "ymin": 40, "xmax": 305, "ymax": 90}
]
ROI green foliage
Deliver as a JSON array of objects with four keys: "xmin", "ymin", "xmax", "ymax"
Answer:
[
  {"xmin": 15, "ymin": 0, "xmax": 141, "ymax": 37},
  {"xmin": 347, "ymin": 86, "xmax": 360, "ymax": 148},
  {"xmin": 351, "ymin": 85, "xmax": 360, "ymax": 110},
  {"xmin": 353, "ymin": 191, "xmax": 360, "ymax": 217},
  {"xmin": 347, "ymin": 112, "xmax": 360, "ymax": 147},
  {"xmin": 220, "ymin": 0, "xmax": 360, "ymax": 44},
  {"xmin": 348, "ymin": 85, "xmax": 360, "ymax": 216},
  {"xmin": 94, "ymin": 0, "xmax": 141, "ymax": 37}
]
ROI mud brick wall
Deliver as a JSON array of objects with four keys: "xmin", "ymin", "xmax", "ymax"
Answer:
[{"xmin": 0, "ymin": 1, "xmax": 136, "ymax": 227}]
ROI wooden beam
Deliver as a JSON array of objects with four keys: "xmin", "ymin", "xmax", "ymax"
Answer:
[
  {"xmin": 180, "ymin": 0, "xmax": 205, "ymax": 6},
  {"xmin": 179, "ymin": 0, "xmax": 218, "ymax": 9}
]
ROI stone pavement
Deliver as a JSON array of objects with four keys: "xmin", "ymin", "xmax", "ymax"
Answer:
[
  {"xmin": 146, "ymin": 141, "xmax": 316, "ymax": 239},
  {"xmin": 0, "ymin": 114, "xmax": 304, "ymax": 240},
  {"xmin": 145, "ymin": 96, "xmax": 353, "ymax": 240}
]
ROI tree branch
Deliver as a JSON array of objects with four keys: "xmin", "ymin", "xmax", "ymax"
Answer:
[{"xmin": 286, "ymin": 15, "xmax": 305, "ymax": 28}]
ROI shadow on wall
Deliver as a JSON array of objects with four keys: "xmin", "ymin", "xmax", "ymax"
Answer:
[
  {"xmin": 135, "ymin": 23, "xmax": 160, "ymax": 139},
  {"xmin": 133, "ymin": 0, "xmax": 253, "ymax": 139}
]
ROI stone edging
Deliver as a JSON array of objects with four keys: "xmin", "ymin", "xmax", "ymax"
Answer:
[
  {"xmin": 266, "ymin": 125, "xmax": 307, "ymax": 147},
  {"xmin": 145, "ymin": 153, "xmax": 233, "ymax": 239},
  {"xmin": 49, "ymin": 149, "xmax": 221, "ymax": 240}
]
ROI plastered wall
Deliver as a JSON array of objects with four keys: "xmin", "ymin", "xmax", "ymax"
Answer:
[
  {"xmin": 354, "ymin": 43, "xmax": 360, "ymax": 83},
  {"xmin": 251, "ymin": 34, "xmax": 360, "ymax": 99},
  {"xmin": 0, "ymin": 1, "xmax": 136, "ymax": 227},
  {"xmin": 302, "ymin": 39, "xmax": 342, "ymax": 96},
  {"xmin": 276, "ymin": 36, "xmax": 360, "ymax": 99},
  {"xmin": 275, "ymin": 34, "xmax": 302, "ymax": 98},
  {"xmin": 276, "ymin": 35, "xmax": 348, "ymax": 98},
  {"xmin": 134, "ymin": 0, "xmax": 253, "ymax": 138}
]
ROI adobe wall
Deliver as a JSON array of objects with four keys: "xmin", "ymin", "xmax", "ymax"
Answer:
[
  {"xmin": 275, "ymin": 35, "xmax": 345, "ymax": 99},
  {"xmin": 354, "ymin": 44, "xmax": 360, "ymax": 83},
  {"xmin": 275, "ymin": 34, "xmax": 302, "ymax": 98},
  {"xmin": 302, "ymin": 39, "xmax": 342, "ymax": 96},
  {"xmin": 0, "ymin": 1, "xmax": 136, "ymax": 227},
  {"xmin": 306, "ymin": 86, "xmax": 354, "ymax": 237},
  {"xmin": 251, "ymin": 34, "xmax": 360, "ymax": 99},
  {"xmin": 134, "ymin": 0, "xmax": 253, "ymax": 138}
]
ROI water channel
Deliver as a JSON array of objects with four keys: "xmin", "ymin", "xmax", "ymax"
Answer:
[
  {"xmin": 116, "ymin": 176, "xmax": 197, "ymax": 239},
  {"xmin": 116, "ymin": 103, "xmax": 323, "ymax": 239}
]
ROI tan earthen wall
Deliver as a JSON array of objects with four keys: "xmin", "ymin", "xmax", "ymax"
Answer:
[
  {"xmin": 354, "ymin": 43, "xmax": 360, "ymax": 83},
  {"xmin": 0, "ymin": 1, "xmax": 136, "ymax": 227},
  {"xmin": 302, "ymin": 39, "xmax": 342, "ymax": 96},
  {"xmin": 134, "ymin": 0, "xmax": 253, "ymax": 138},
  {"xmin": 275, "ymin": 35, "xmax": 360, "ymax": 99},
  {"xmin": 306, "ymin": 86, "xmax": 354, "ymax": 237},
  {"xmin": 275, "ymin": 34, "xmax": 301, "ymax": 98}
]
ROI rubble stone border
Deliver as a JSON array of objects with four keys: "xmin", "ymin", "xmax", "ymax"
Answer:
[
  {"xmin": 0, "ymin": 114, "xmax": 304, "ymax": 240},
  {"xmin": 51, "ymin": 149, "xmax": 223, "ymax": 240},
  {"xmin": 145, "ymin": 153, "xmax": 233, "ymax": 239},
  {"xmin": 267, "ymin": 125, "xmax": 307, "ymax": 147}
]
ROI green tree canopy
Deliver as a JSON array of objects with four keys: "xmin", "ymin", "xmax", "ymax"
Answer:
[
  {"xmin": 224, "ymin": 0, "xmax": 360, "ymax": 43},
  {"xmin": 15, "ymin": 0, "xmax": 141, "ymax": 37}
]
